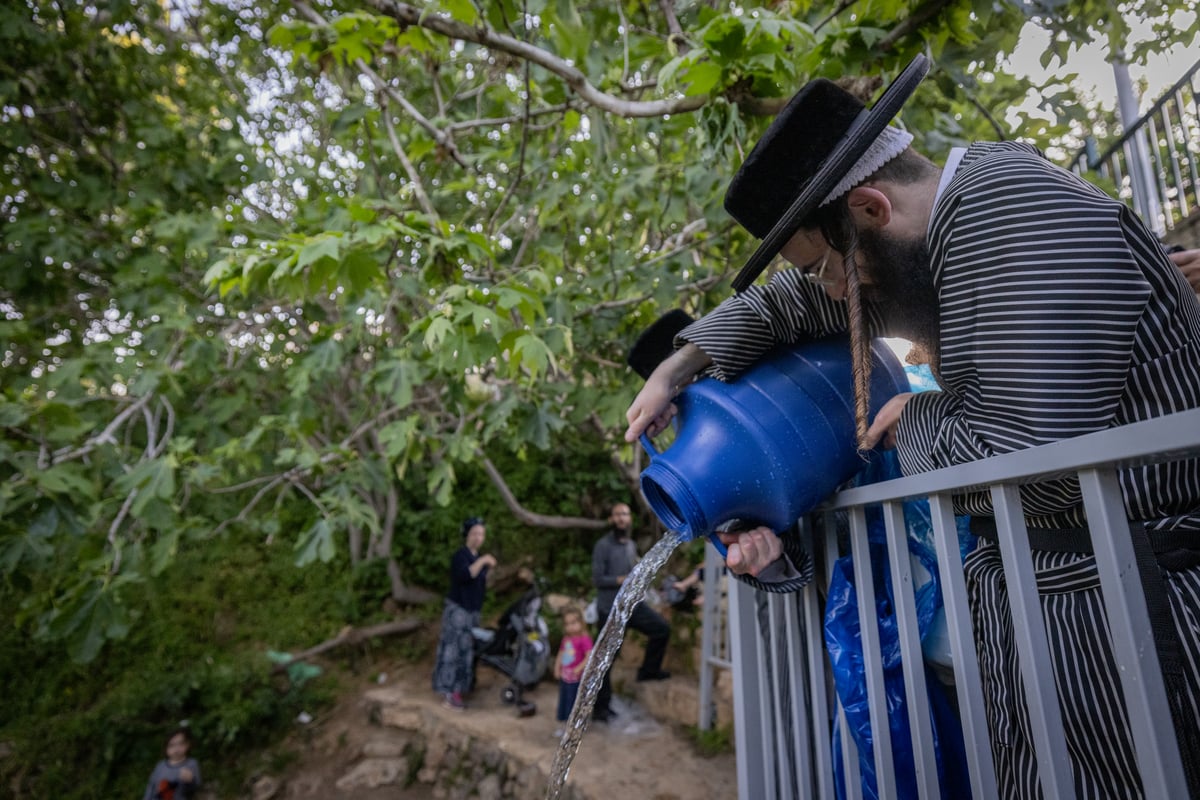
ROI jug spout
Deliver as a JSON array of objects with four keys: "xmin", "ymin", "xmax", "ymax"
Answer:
[{"xmin": 641, "ymin": 461, "xmax": 709, "ymax": 541}]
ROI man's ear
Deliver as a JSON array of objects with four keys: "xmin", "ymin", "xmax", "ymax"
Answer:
[{"xmin": 845, "ymin": 186, "xmax": 892, "ymax": 230}]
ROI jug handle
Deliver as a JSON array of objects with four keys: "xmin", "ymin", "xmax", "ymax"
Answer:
[
  {"xmin": 707, "ymin": 532, "xmax": 728, "ymax": 558},
  {"xmin": 706, "ymin": 520, "xmax": 782, "ymax": 560},
  {"xmin": 638, "ymin": 433, "xmax": 660, "ymax": 457}
]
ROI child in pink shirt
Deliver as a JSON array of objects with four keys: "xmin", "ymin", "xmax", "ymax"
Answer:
[{"xmin": 552, "ymin": 605, "xmax": 594, "ymax": 737}]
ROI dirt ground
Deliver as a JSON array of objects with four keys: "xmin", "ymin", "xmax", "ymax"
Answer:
[{"xmin": 266, "ymin": 650, "xmax": 739, "ymax": 800}]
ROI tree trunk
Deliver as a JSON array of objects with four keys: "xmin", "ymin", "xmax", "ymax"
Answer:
[
  {"xmin": 271, "ymin": 617, "xmax": 424, "ymax": 672},
  {"xmin": 388, "ymin": 556, "xmax": 439, "ymax": 605}
]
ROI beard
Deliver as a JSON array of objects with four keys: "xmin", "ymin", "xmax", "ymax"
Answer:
[{"xmin": 856, "ymin": 229, "xmax": 940, "ymax": 354}]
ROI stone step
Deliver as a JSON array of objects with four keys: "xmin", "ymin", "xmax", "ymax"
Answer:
[{"xmin": 354, "ymin": 666, "xmax": 737, "ymax": 800}]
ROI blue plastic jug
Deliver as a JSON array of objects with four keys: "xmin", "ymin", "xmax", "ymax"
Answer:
[{"xmin": 638, "ymin": 336, "xmax": 909, "ymax": 551}]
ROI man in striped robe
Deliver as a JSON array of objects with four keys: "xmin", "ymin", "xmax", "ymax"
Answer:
[{"xmin": 625, "ymin": 70, "xmax": 1200, "ymax": 799}]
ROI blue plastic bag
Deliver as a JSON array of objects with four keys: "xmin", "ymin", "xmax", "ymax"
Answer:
[{"xmin": 825, "ymin": 449, "xmax": 974, "ymax": 800}]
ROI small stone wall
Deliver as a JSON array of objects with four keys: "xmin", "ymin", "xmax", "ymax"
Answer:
[{"xmin": 340, "ymin": 702, "xmax": 587, "ymax": 800}]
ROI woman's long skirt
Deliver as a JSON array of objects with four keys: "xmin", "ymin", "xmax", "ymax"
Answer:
[{"xmin": 432, "ymin": 599, "xmax": 479, "ymax": 696}]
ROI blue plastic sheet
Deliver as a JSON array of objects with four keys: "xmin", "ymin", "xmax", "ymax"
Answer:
[{"xmin": 826, "ymin": 449, "xmax": 975, "ymax": 800}]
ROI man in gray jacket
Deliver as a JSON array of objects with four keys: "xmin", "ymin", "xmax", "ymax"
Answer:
[{"xmin": 591, "ymin": 502, "xmax": 671, "ymax": 722}]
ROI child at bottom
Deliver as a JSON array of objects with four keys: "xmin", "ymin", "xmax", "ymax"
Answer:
[
  {"xmin": 143, "ymin": 727, "xmax": 201, "ymax": 800},
  {"xmin": 553, "ymin": 605, "xmax": 594, "ymax": 738}
]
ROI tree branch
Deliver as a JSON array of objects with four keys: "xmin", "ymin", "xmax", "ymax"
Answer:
[
  {"xmin": 381, "ymin": 96, "xmax": 439, "ymax": 217},
  {"xmin": 874, "ymin": 0, "xmax": 955, "ymax": 53},
  {"xmin": 271, "ymin": 618, "xmax": 424, "ymax": 673},
  {"xmin": 814, "ymin": 0, "xmax": 860, "ymax": 33},
  {"xmin": 476, "ymin": 451, "xmax": 607, "ymax": 530},
  {"xmin": 963, "ymin": 90, "xmax": 1009, "ymax": 140},
  {"xmin": 291, "ymin": 0, "xmax": 470, "ymax": 168},
  {"xmin": 363, "ymin": 0, "xmax": 709, "ymax": 118},
  {"xmin": 445, "ymin": 101, "xmax": 579, "ymax": 132},
  {"xmin": 658, "ymin": 0, "xmax": 690, "ymax": 53},
  {"xmin": 48, "ymin": 392, "xmax": 155, "ymax": 466}
]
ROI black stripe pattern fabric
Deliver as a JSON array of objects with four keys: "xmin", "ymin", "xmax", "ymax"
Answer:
[
  {"xmin": 965, "ymin": 542, "xmax": 1200, "ymax": 799},
  {"xmin": 898, "ymin": 142, "xmax": 1200, "ymax": 530}
]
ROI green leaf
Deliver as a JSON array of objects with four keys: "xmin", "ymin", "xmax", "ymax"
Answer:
[
  {"xmin": 519, "ymin": 405, "xmax": 567, "ymax": 450},
  {"xmin": 148, "ymin": 528, "xmax": 181, "ymax": 575},
  {"xmin": 683, "ymin": 61, "xmax": 723, "ymax": 96},
  {"xmin": 342, "ymin": 249, "xmax": 381, "ymax": 294},
  {"xmin": 0, "ymin": 527, "xmax": 55, "ymax": 573},
  {"xmin": 511, "ymin": 333, "xmax": 554, "ymax": 376},
  {"xmin": 294, "ymin": 518, "xmax": 337, "ymax": 566},
  {"xmin": 459, "ymin": 301, "xmax": 498, "ymax": 334},
  {"xmin": 42, "ymin": 582, "xmax": 133, "ymax": 664},
  {"xmin": 296, "ymin": 236, "xmax": 341, "ymax": 271},
  {"xmin": 701, "ymin": 16, "xmax": 746, "ymax": 60},
  {"xmin": 426, "ymin": 459, "xmax": 455, "ymax": 506},
  {"xmin": 423, "ymin": 316, "xmax": 454, "ymax": 350},
  {"xmin": 439, "ymin": 0, "xmax": 479, "ymax": 25},
  {"xmin": 377, "ymin": 417, "xmax": 419, "ymax": 461},
  {"xmin": 372, "ymin": 359, "xmax": 417, "ymax": 407},
  {"xmin": 0, "ymin": 400, "xmax": 30, "ymax": 427},
  {"xmin": 33, "ymin": 464, "xmax": 96, "ymax": 499},
  {"xmin": 113, "ymin": 457, "xmax": 176, "ymax": 514},
  {"xmin": 303, "ymin": 338, "xmax": 343, "ymax": 377}
]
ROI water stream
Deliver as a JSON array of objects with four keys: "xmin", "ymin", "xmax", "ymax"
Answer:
[{"xmin": 544, "ymin": 529, "xmax": 686, "ymax": 799}]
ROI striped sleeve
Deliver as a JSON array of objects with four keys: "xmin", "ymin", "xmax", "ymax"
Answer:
[{"xmin": 678, "ymin": 267, "xmax": 881, "ymax": 381}]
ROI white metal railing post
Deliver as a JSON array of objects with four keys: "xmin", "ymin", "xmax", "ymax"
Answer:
[
  {"xmin": 847, "ymin": 507, "xmax": 897, "ymax": 799},
  {"xmin": 827, "ymin": 515, "xmax": 862, "ymax": 800},
  {"xmin": 927, "ymin": 493, "xmax": 998, "ymax": 800},
  {"xmin": 698, "ymin": 540, "xmax": 729, "ymax": 730},
  {"xmin": 1078, "ymin": 467, "xmax": 1189, "ymax": 796},
  {"xmin": 1113, "ymin": 57, "xmax": 1165, "ymax": 234},
  {"xmin": 803, "ymin": 517, "xmax": 835, "ymax": 800},
  {"xmin": 766, "ymin": 595, "xmax": 793, "ymax": 793},
  {"xmin": 782, "ymin": 593, "xmax": 813, "ymax": 796},
  {"xmin": 880, "ymin": 500, "xmax": 939, "ymax": 799},
  {"xmin": 729, "ymin": 576, "xmax": 769, "ymax": 799},
  {"xmin": 990, "ymin": 484, "xmax": 1076, "ymax": 797}
]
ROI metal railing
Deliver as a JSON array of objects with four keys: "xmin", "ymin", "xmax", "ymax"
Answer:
[
  {"xmin": 1069, "ymin": 59, "xmax": 1200, "ymax": 236},
  {"xmin": 723, "ymin": 407, "xmax": 1200, "ymax": 799}
]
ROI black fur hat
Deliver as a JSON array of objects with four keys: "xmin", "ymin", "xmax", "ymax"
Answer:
[
  {"xmin": 627, "ymin": 309, "xmax": 696, "ymax": 380},
  {"xmin": 727, "ymin": 55, "xmax": 930, "ymax": 292}
]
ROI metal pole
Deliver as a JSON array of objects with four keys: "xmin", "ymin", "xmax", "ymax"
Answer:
[{"xmin": 1112, "ymin": 57, "xmax": 1165, "ymax": 235}]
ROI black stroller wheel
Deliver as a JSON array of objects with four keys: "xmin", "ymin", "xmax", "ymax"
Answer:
[{"xmin": 501, "ymin": 685, "xmax": 518, "ymax": 704}]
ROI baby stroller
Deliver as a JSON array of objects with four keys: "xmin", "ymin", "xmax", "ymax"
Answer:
[{"xmin": 471, "ymin": 578, "xmax": 550, "ymax": 717}]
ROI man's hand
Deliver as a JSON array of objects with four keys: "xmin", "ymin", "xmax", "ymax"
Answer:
[
  {"xmin": 625, "ymin": 387, "xmax": 678, "ymax": 442},
  {"xmin": 1169, "ymin": 248, "xmax": 1200, "ymax": 294},
  {"xmin": 717, "ymin": 527, "xmax": 783, "ymax": 577},
  {"xmin": 625, "ymin": 343, "xmax": 712, "ymax": 442},
  {"xmin": 180, "ymin": 768, "xmax": 194, "ymax": 783},
  {"xmin": 863, "ymin": 392, "xmax": 915, "ymax": 450}
]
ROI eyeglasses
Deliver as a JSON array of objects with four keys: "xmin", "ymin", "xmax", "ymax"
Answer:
[{"xmin": 801, "ymin": 247, "xmax": 840, "ymax": 288}]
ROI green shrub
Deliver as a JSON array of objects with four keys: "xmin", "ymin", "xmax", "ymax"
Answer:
[{"xmin": 687, "ymin": 723, "xmax": 734, "ymax": 757}]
